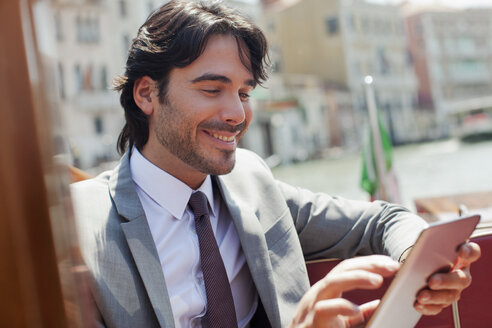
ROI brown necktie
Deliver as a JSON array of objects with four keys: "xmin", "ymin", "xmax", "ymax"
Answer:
[{"xmin": 188, "ymin": 191, "xmax": 238, "ymax": 328}]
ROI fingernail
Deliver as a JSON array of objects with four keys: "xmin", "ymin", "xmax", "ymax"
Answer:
[
  {"xmin": 432, "ymin": 276, "xmax": 441, "ymax": 287},
  {"xmin": 420, "ymin": 292, "xmax": 430, "ymax": 301},
  {"xmin": 462, "ymin": 245, "xmax": 471, "ymax": 257}
]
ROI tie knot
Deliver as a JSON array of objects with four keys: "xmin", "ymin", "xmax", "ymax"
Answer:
[{"xmin": 188, "ymin": 191, "xmax": 209, "ymax": 218}]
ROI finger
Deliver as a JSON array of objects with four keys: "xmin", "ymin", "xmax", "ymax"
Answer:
[
  {"xmin": 428, "ymin": 268, "xmax": 471, "ymax": 290},
  {"xmin": 454, "ymin": 242, "xmax": 481, "ymax": 269},
  {"xmin": 318, "ymin": 270, "xmax": 384, "ymax": 299},
  {"xmin": 416, "ymin": 288, "xmax": 460, "ymax": 305},
  {"xmin": 313, "ymin": 298, "xmax": 361, "ymax": 322},
  {"xmin": 345, "ymin": 300, "xmax": 380, "ymax": 328},
  {"xmin": 414, "ymin": 302, "xmax": 446, "ymax": 316},
  {"xmin": 331, "ymin": 255, "xmax": 400, "ymax": 277}
]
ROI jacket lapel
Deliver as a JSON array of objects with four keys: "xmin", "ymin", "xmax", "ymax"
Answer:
[
  {"xmin": 109, "ymin": 152, "xmax": 175, "ymax": 328},
  {"xmin": 215, "ymin": 176, "xmax": 282, "ymax": 328}
]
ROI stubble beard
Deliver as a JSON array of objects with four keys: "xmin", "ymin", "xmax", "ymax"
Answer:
[{"xmin": 154, "ymin": 98, "xmax": 245, "ymax": 176}]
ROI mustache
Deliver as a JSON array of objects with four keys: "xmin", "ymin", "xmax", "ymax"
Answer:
[{"xmin": 199, "ymin": 120, "xmax": 246, "ymax": 133}]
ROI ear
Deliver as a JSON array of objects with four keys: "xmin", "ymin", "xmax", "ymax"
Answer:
[{"xmin": 133, "ymin": 76, "xmax": 156, "ymax": 115}]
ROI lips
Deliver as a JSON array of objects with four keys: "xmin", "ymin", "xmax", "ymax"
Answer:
[
  {"xmin": 211, "ymin": 132, "xmax": 236, "ymax": 142},
  {"xmin": 202, "ymin": 129, "xmax": 241, "ymax": 144}
]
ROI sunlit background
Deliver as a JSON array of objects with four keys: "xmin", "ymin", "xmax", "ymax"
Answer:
[{"xmin": 38, "ymin": 0, "xmax": 492, "ymax": 211}]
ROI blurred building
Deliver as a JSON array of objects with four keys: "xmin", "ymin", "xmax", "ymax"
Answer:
[
  {"xmin": 262, "ymin": 0, "xmax": 420, "ymax": 145},
  {"xmin": 240, "ymin": 74, "xmax": 336, "ymax": 163},
  {"xmin": 228, "ymin": 0, "xmax": 263, "ymax": 21},
  {"xmin": 404, "ymin": 5, "xmax": 492, "ymax": 121},
  {"xmin": 50, "ymin": 0, "xmax": 165, "ymax": 168}
]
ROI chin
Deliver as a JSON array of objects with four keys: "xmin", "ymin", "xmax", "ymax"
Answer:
[
  {"xmin": 197, "ymin": 152, "xmax": 236, "ymax": 176},
  {"xmin": 203, "ymin": 160, "xmax": 236, "ymax": 176}
]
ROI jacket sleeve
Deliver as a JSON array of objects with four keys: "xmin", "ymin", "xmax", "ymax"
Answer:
[{"xmin": 276, "ymin": 180, "xmax": 428, "ymax": 261}]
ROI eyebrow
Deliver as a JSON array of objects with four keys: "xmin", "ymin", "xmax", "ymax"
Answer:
[{"xmin": 190, "ymin": 73, "xmax": 256, "ymax": 87}]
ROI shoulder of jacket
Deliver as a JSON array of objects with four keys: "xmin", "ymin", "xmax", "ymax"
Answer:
[{"xmin": 235, "ymin": 148, "xmax": 271, "ymax": 172}]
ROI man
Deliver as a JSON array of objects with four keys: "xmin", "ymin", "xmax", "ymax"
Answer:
[{"xmin": 71, "ymin": 1, "xmax": 480, "ymax": 327}]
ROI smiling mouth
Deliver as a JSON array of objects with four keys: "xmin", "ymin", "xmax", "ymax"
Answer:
[{"xmin": 211, "ymin": 132, "xmax": 237, "ymax": 142}]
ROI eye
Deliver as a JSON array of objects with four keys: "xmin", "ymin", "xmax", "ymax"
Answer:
[
  {"xmin": 202, "ymin": 89, "xmax": 220, "ymax": 95},
  {"xmin": 239, "ymin": 92, "xmax": 250, "ymax": 102}
]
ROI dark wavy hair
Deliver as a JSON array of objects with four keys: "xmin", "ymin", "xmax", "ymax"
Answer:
[{"xmin": 113, "ymin": 0, "xmax": 270, "ymax": 154}]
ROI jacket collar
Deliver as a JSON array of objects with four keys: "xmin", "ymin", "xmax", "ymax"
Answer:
[
  {"xmin": 108, "ymin": 151, "xmax": 145, "ymax": 221},
  {"xmin": 214, "ymin": 174, "xmax": 281, "ymax": 328},
  {"xmin": 108, "ymin": 151, "xmax": 175, "ymax": 327}
]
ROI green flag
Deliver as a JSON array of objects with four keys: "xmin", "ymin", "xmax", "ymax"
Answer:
[{"xmin": 361, "ymin": 112, "xmax": 393, "ymax": 197}]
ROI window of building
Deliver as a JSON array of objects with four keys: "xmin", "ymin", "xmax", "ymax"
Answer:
[
  {"xmin": 100, "ymin": 66, "xmax": 108, "ymax": 90},
  {"xmin": 123, "ymin": 34, "xmax": 131, "ymax": 54},
  {"xmin": 76, "ymin": 15, "xmax": 100, "ymax": 43},
  {"xmin": 377, "ymin": 47, "xmax": 390, "ymax": 75},
  {"xmin": 94, "ymin": 116, "xmax": 104, "ymax": 135},
  {"xmin": 270, "ymin": 46, "xmax": 282, "ymax": 73},
  {"xmin": 75, "ymin": 15, "xmax": 81, "ymax": 42},
  {"xmin": 405, "ymin": 50, "xmax": 413, "ymax": 68},
  {"xmin": 431, "ymin": 64, "xmax": 442, "ymax": 80},
  {"xmin": 91, "ymin": 17, "xmax": 100, "ymax": 43},
  {"xmin": 83, "ymin": 65, "xmax": 94, "ymax": 91},
  {"xmin": 119, "ymin": 0, "xmax": 127, "ymax": 18},
  {"xmin": 413, "ymin": 21, "xmax": 423, "ymax": 38},
  {"xmin": 57, "ymin": 62, "xmax": 65, "ymax": 99},
  {"xmin": 429, "ymin": 39, "xmax": 440, "ymax": 55},
  {"xmin": 457, "ymin": 36, "xmax": 476, "ymax": 55},
  {"xmin": 444, "ymin": 37, "xmax": 455, "ymax": 53},
  {"xmin": 326, "ymin": 17, "xmax": 338, "ymax": 35},
  {"xmin": 451, "ymin": 59, "xmax": 488, "ymax": 80},
  {"xmin": 74, "ymin": 64, "xmax": 82, "ymax": 92},
  {"xmin": 82, "ymin": 17, "xmax": 89, "ymax": 42},
  {"xmin": 347, "ymin": 13, "xmax": 355, "ymax": 32},
  {"xmin": 54, "ymin": 13, "xmax": 63, "ymax": 41}
]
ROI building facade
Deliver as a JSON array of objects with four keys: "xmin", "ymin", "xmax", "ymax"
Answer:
[
  {"xmin": 405, "ymin": 5, "xmax": 492, "ymax": 120},
  {"xmin": 50, "ymin": 0, "xmax": 165, "ymax": 168},
  {"xmin": 262, "ymin": 0, "xmax": 420, "ymax": 145}
]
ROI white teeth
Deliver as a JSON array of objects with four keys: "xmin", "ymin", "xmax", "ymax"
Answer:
[{"xmin": 212, "ymin": 133, "xmax": 235, "ymax": 142}]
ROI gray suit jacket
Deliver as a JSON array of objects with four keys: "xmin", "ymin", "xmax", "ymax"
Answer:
[{"xmin": 71, "ymin": 149, "xmax": 426, "ymax": 328}]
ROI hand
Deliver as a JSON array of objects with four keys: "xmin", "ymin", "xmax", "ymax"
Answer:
[
  {"xmin": 415, "ymin": 242, "xmax": 481, "ymax": 315},
  {"xmin": 290, "ymin": 255, "xmax": 400, "ymax": 328}
]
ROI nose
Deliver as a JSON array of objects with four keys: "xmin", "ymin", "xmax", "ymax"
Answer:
[{"xmin": 220, "ymin": 94, "xmax": 246, "ymax": 125}]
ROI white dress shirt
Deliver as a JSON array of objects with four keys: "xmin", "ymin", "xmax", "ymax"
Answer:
[{"xmin": 130, "ymin": 148, "xmax": 258, "ymax": 328}]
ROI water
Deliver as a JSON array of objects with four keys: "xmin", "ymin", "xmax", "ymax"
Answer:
[{"xmin": 271, "ymin": 139, "xmax": 492, "ymax": 211}]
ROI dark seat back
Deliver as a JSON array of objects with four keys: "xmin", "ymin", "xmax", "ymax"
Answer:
[{"xmin": 306, "ymin": 229, "xmax": 492, "ymax": 327}]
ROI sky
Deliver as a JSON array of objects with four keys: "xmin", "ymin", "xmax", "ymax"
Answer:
[{"xmin": 367, "ymin": 0, "xmax": 492, "ymax": 8}]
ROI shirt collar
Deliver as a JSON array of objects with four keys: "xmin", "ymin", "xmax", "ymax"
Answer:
[{"xmin": 129, "ymin": 147, "xmax": 216, "ymax": 219}]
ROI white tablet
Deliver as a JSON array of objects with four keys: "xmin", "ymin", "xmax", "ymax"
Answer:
[{"xmin": 366, "ymin": 214, "xmax": 480, "ymax": 328}]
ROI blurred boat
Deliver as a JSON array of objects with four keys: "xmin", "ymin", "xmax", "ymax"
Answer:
[
  {"xmin": 449, "ymin": 96, "xmax": 492, "ymax": 142},
  {"xmin": 458, "ymin": 111, "xmax": 492, "ymax": 142},
  {"xmin": 414, "ymin": 190, "xmax": 492, "ymax": 229}
]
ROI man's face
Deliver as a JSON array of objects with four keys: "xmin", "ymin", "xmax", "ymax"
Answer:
[{"xmin": 143, "ymin": 34, "xmax": 255, "ymax": 186}]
